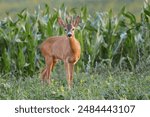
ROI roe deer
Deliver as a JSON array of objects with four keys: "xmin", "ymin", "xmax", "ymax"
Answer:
[{"xmin": 40, "ymin": 16, "xmax": 81, "ymax": 89}]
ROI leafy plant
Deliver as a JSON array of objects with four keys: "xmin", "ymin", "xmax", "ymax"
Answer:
[{"xmin": 0, "ymin": 3, "xmax": 150, "ymax": 76}]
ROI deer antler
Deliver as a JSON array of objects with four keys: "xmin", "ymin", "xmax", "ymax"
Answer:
[{"xmin": 66, "ymin": 15, "xmax": 73, "ymax": 24}]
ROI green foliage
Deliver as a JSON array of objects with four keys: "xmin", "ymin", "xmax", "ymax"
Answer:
[
  {"xmin": 0, "ymin": 2, "xmax": 150, "ymax": 100},
  {"xmin": 0, "ymin": 68, "xmax": 150, "ymax": 100},
  {"xmin": 0, "ymin": 3, "xmax": 150, "ymax": 76}
]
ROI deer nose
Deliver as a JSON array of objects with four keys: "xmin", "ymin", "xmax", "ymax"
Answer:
[{"xmin": 67, "ymin": 32, "xmax": 72, "ymax": 37}]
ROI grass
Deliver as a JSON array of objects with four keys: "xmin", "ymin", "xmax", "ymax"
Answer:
[
  {"xmin": 0, "ymin": 64, "xmax": 150, "ymax": 100},
  {"xmin": 0, "ymin": 1, "xmax": 150, "ymax": 100}
]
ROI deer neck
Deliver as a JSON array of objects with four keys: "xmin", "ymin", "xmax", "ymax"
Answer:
[{"xmin": 69, "ymin": 36, "xmax": 78, "ymax": 55}]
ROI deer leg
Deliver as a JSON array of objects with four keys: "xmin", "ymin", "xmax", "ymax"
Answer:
[
  {"xmin": 46, "ymin": 62, "xmax": 53, "ymax": 84},
  {"xmin": 69, "ymin": 63, "xmax": 74, "ymax": 88},
  {"xmin": 41, "ymin": 67, "xmax": 47, "ymax": 81},
  {"xmin": 41, "ymin": 56, "xmax": 53, "ymax": 84},
  {"xmin": 64, "ymin": 62, "xmax": 74, "ymax": 89},
  {"xmin": 64, "ymin": 62, "xmax": 71, "ymax": 89},
  {"xmin": 51, "ymin": 59, "xmax": 57, "ymax": 71}
]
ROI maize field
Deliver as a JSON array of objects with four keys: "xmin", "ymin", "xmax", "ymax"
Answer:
[{"xmin": 0, "ymin": 2, "xmax": 150, "ymax": 99}]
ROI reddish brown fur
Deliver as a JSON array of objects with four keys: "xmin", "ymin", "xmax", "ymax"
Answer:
[{"xmin": 39, "ymin": 16, "xmax": 81, "ymax": 89}]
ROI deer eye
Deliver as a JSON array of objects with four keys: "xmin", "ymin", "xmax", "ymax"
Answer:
[
  {"xmin": 64, "ymin": 29, "xmax": 67, "ymax": 32},
  {"xmin": 72, "ymin": 28, "xmax": 75, "ymax": 31}
]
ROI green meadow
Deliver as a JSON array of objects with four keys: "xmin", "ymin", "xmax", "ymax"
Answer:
[{"xmin": 0, "ymin": 0, "xmax": 150, "ymax": 99}]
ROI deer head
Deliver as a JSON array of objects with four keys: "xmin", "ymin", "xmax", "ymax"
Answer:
[{"xmin": 58, "ymin": 16, "xmax": 80, "ymax": 38}]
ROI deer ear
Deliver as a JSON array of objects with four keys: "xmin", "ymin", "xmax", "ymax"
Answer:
[
  {"xmin": 58, "ymin": 17, "xmax": 66, "ymax": 27},
  {"xmin": 73, "ymin": 16, "xmax": 80, "ymax": 27}
]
